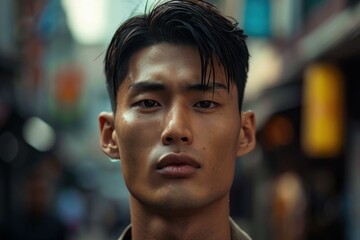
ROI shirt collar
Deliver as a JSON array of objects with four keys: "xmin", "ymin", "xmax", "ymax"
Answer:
[{"xmin": 118, "ymin": 217, "xmax": 252, "ymax": 240}]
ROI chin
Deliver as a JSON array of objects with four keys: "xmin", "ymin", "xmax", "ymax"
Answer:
[
  {"xmin": 136, "ymin": 188, "xmax": 207, "ymax": 212},
  {"xmin": 158, "ymin": 192, "xmax": 223, "ymax": 215},
  {"xmin": 160, "ymin": 192, "xmax": 200, "ymax": 210}
]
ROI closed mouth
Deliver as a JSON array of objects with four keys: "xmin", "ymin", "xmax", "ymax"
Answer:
[
  {"xmin": 156, "ymin": 153, "xmax": 200, "ymax": 177},
  {"xmin": 157, "ymin": 153, "xmax": 200, "ymax": 169}
]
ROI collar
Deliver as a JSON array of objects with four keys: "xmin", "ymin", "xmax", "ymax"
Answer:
[{"xmin": 118, "ymin": 217, "xmax": 252, "ymax": 240}]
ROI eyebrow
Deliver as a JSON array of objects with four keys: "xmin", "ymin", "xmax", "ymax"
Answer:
[
  {"xmin": 128, "ymin": 81, "xmax": 166, "ymax": 91},
  {"xmin": 185, "ymin": 82, "xmax": 228, "ymax": 92},
  {"xmin": 128, "ymin": 81, "xmax": 228, "ymax": 93}
]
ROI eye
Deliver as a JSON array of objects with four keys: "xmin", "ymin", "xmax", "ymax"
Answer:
[
  {"xmin": 137, "ymin": 100, "xmax": 161, "ymax": 108},
  {"xmin": 194, "ymin": 100, "xmax": 216, "ymax": 109}
]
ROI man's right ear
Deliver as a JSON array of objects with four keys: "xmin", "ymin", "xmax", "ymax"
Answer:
[{"xmin": 98, "ymin": 112, "xmax": 120, "ymax": 159}]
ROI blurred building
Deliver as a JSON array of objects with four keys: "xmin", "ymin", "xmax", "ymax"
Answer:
[
  {"xmin": 217, "ymin": 0, "xmax": 359, "ymax": 240},
  {"xmin": 1, "ymin": 0, "xmax": 359, "ymax": 240}
]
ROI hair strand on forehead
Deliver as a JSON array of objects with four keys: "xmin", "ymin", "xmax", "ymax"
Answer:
[{"xmin": 104, "ymin": 0, "xmax": 249, "ymax": 113}]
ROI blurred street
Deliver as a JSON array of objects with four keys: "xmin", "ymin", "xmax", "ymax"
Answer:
[{"xmin": 0, "ymin": 0, "xmax": 359, "ymax": 239}]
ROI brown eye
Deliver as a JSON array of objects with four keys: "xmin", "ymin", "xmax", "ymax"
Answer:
[
  {"xmin": 194, "ymin": 101, "xmax": 216, "ymax": 109},
  {"xmin": 138, "ymin": 100, "xmax": 160, "ymax": 108}
]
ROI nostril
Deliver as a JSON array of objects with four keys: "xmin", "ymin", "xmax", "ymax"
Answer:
[
  {"xmin": 180, "ymin": 137, "xmax": 188, "ymax": 142},
  {"xmin": 166, "ymin": 137, "xmax": 173, "ymax": 142}
]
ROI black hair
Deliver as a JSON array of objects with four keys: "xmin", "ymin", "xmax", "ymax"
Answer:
[{"xmin": 104, "ymin": 0, "xmax": 249, "ymax": 112}]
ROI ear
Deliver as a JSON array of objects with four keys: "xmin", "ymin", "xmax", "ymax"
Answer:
[
  {"xmin": 98, "ymin": 111, "xmax": 120, "ymax": 159},
  {"xmin": 236, "ymin": 111, "xmax": 256, "ymax": 157}
]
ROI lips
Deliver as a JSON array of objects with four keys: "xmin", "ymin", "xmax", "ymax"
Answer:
[{"xmin": 156, "ymin": 153, "xmax": 200, "ymax": 177}]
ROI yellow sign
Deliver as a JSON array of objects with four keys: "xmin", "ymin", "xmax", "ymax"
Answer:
[{"xmin": 302, "ymin": 63, "xmax": 344, "ymax": 158}]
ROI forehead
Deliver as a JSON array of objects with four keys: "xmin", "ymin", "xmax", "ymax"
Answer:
[
  {"xmin": 115, "ymin": 43, "xmax": 240, "ymax": 111},
  {"xmin": 125, "ymin": 43, "xmax": 229, "ymax": 88}
]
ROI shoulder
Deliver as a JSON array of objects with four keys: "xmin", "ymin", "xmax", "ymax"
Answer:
[
  {"xmin": 230, "ymin": 218, "xmax": 252, "ymax": 240},
  {"xmin": 118, "ymin": 224, "xmax": 132, "ymax": 240}
]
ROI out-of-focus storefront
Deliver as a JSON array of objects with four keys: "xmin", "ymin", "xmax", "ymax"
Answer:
[
  {"xmin": 0, "ymin": 0, "xmax": 131, "ymax": 239},
  {"xmin": 219, "ymin": 0, "xmax": 359, "ymax": 239}
]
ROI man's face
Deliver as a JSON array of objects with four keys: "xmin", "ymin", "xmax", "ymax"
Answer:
[{"xmin": 100, "ymin": 43, "xmax": 255, "ymax": 212}]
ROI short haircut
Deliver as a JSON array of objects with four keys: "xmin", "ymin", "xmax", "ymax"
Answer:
[{"xmin": 104, "ymin": 0, "xmax": 249, "ymax": 112}]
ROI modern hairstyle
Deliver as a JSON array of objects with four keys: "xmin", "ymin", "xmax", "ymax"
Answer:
[{"xmin": 104, "ymin": 0, "xmax": 249, "ymax": 112}]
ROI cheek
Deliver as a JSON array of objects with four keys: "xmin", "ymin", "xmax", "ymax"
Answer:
[
  {"xmin": 197, "ymin": 114, "xmax": 240, "ymax": 185},
  {"xmin": 208, "ymin": 130, "xmax": 237, "ymax": 175},
  {"xmin": 198, "ymin": 113, "xmax": 241, "ymax": 155},
  {"xmin": 116, "ymin": 111, "xmax": 160, "ymax": 176}
]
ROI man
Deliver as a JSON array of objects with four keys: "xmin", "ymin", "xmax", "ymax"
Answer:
[{"xmin": 98, "ymin": 0, "xmax": 256, "ymax": 239}]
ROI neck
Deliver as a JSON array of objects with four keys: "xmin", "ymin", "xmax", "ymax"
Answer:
[{"xmin": 129, "ymin": 195, "xmax": 231, "ymax": 240}]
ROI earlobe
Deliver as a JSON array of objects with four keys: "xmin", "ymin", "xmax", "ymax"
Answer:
[
  {"xmin": 98, "ymin": 111, "xmax": 120, "ymax": 159},
  {"xmin": 236, "ymin": 111, "xmax": 256, "ymax": 157}
]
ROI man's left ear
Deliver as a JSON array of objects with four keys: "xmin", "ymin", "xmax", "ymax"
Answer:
[{"xmin": 236, "ymin": 111, "xmax": 256, "ymax": 157}]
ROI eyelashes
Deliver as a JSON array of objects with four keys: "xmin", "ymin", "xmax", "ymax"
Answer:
[
  {"xmin": 137, "ymin": 99, "xmax": 161, "ymax": 108},
  {"xmin": 193, "ymin": 100, "xmax": 216, "ymax": 109},
  {"xmin": 134, "ymin": 99, "xmax": 217, "ymax": 110}
]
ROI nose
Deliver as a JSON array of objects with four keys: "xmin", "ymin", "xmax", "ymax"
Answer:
[{"xmin": 161, "ymin": 105, "xmax": 193, "ymax": 145}]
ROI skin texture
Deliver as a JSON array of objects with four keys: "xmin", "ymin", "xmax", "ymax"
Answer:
[{"xmin": 99, "ymin": 43, "xmax": 256, "ymax": 240}]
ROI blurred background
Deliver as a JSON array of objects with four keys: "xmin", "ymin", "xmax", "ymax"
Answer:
[{"xmin": 0, "ymin": 0, "xmax": 359, "ymax": 239}]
